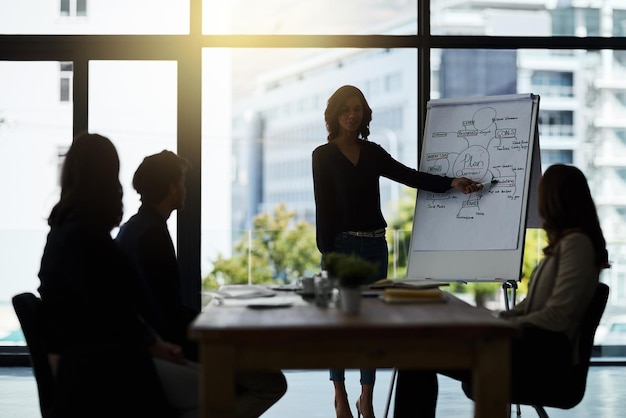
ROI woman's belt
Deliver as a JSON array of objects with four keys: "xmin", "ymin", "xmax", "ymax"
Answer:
[{"xmin": 345, "ymin": 228, "xmax": 386, "ymax": 238}]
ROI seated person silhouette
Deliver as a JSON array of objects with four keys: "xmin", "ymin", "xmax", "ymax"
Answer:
[
  {"xmin": 393, "ymin": 163, "xmax": 611, "ymax": 418},
  {"xmin": 116, "ymin": 150, "xmax": 198, "ymax": 360},
  {"xmin": 116, "ymin": 150, "xmax": 287, "ymax": 418},
  {"xmin": 38, "ymin": 133, "xmax": 198, "ymax": 418}
]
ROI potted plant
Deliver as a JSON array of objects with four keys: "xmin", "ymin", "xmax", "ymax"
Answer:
[{"xmin": 323, "ymin": 252, "xmax": 378, "ymax": 314}]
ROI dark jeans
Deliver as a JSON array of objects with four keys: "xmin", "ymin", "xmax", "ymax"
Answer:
[
  {"xmin": 332, "ymin": 232, "xmax": 388, "ymax": 284},
  {"xmin": 393, "ymin": 326, "xmax": 573, "ymax": 418},
  {"xmin": 329, "ymin": 231, "xmax": 388, "ymax": 385}
]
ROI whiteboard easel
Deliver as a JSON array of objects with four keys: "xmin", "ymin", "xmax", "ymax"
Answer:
[{"xmin": 405, "ymin": 93, "xmax": 540, "ymax": 282}]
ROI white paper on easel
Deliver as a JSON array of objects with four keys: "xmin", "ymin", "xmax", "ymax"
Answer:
[
  {"xmin": 413, "ymin": 94, "xmax": 534, "ymax": 251},
  {"xmin": 406, "ymin": 93, "xmax": 541, "ymax": 282}
]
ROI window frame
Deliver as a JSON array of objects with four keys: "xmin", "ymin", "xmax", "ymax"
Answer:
[{"xmin": 1, "ymin": 0, "xmax": 625, "ymax": 363}]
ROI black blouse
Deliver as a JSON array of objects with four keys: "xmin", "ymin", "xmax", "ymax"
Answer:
[
  {"xmin": 312, "ymin": 140, "xmax": 453, "ymax": 254},
  {"xmin": 38, "ymin": 214, "xmax": 155, "ymax": 354}
]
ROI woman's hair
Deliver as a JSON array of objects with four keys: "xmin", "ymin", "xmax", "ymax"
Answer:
[
  {"xmin": 132, "ymin": 150, "xmax": 191, "ymax": 204},
  {"xmin": 538, "ymin": 163, "xmax": 609, "ymax": 270},
  {"xmin": 48, "ymin": 132, "xmax": 123, "ymax": 231},
  {"xmin": 324, "ymin": 85, "xmax": 373, "ymax": 141}
]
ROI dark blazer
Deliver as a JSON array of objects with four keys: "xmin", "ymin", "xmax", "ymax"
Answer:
[
  {"xmin": 38, "ymin": 213, "xmax": 156, "ymax": 354},
  {"xmin": 38, "ymin": 213, "xmax": 173, "ymax": 418},
  {"xmin": 116, "ymin": 203, "xmax": 199, "ymax": 360}
]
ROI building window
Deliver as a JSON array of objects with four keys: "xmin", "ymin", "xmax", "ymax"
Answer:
[
  {"xmin": 375, "ymin": 107, "xmax": 403, "ymax": 131},
  {"xmin": 59, "ymin": 62, "xmax": 73, "ymax": 102},
  {"xmin": 618, "ymin": 208, "xmax": 626, "ymax": 225},
  {"xmin": 531, "ymin": 71, "xmax": 574, "ymax": 97},
  {"xmin": 60, "ymin": 0, "xmax": 87, "ymax": 17},
  {"xmin": 541, "ymin": 149, "xmax": 573, "ymax": 166},
  {"xmin": 538, "ymin": 110, "xmax": 574, "ymax": 137},
  {"xmin": 439, "ymin": 49, "xmax": 517, "ymax": 98},
  {"xmin": 552, "ymin": 7, "xmax": 600, "ymax": 36},
  {"xmin": 385, "ymin": 72, "xmax": 402, "ymax": 93},
  {"xmin": 613, "ymin": 10, "xmax": 626, "ymax": 36}
]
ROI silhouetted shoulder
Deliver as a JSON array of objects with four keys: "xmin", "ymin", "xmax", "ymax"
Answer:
[
  {"xmin": 312, "ymin": 142, "xmax": 338, "ymax": 160},
  {"xmin": 361, "ymin": 140, "xmax": 388, "ymax": 153},
  {"xmin": 313, "ymin": 142, "xmax": 332, "ymax": 153},
  {"xmin": 558, "ymin": 232, "xmax": 594, "ymax": 254}
]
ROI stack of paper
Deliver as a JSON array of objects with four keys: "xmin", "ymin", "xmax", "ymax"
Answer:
[
  {"xmin": 203, "ymin": 285, "xmax": 309, "ymax": 308},
  {"xmin": 370, "ymin": 278, "xmax": 449, "ymax": 290},
  {"xmin": 379, "ymin": 288, "xmax": 447, "ymax": 304}
]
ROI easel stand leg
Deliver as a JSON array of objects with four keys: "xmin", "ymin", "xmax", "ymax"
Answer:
[
  {"xmin": 383, "ymin": 368, "xmax": 397, "ymax": 418},
  {"xmin": 501, "ymin": 280, "xmax": 521, "ymax": 417},
  {"xmin": 502, "ymin": 280, "xmax": 518, "ymax": 311}
]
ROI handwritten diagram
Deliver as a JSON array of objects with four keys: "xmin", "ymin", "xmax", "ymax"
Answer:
[{"xmin": 412, "ymin": 95, "xmax": 535, "ymax": 252}]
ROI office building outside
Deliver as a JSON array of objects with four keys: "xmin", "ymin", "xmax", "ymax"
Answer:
[{"xmin": 231, "ymin": 1, "xmax": 626, "ymax": 311}]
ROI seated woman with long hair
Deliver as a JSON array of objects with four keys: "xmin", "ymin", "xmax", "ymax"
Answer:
[{"xmin": 393, "ymin": 163, "xmax": 610, "ymax": 417}]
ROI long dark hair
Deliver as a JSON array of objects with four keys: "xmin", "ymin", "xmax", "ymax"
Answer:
[
  {"xmin": 324, "ymin": 85, "xmax": 372, "ymax": 141},
  {"xmin": 538, "ymin": 164, "xmax": 609, "ymax": 270},
  {"xmin": 48, "ymin": 132, "xmax": 123, "ymax": 232}
]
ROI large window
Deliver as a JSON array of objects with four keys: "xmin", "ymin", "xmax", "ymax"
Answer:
[{"xmin": 1, "ymin": 1, "xmax": 626, "ymax": 361}]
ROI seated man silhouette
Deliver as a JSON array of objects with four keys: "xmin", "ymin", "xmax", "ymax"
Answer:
[
  {"xmin": 116, "ymin": 150, "xmax": 198, "ymax": 360},
  {"xmin": 116, "ymin": 150, "xmax": 287, "ymax": 417}
]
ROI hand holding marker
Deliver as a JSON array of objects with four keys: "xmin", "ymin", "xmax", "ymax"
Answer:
[{"xmin": 478, "ymin": 179, "xmax": 499, "ymax": 189}]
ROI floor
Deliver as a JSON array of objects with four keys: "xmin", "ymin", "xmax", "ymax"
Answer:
[{"xmin": 0, "ymin": 366, "xmax": 624, "ymax": 417}]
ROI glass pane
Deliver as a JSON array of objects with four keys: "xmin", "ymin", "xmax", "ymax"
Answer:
[
  {"xmin": 201, "ymin": 48, "xmax": 233, "ymax": 278},
  {"xmin": 201, "ymin": 47, "xmax": 417, "ymax": 285},
  {"xmin": 89, "ymin": 61, "xmax": 178, "ymax": 235},
  {"xmin": 0, "ymin": 0, "xmax": 189, "ymax": 35},
  {"xmin": 434, "ymin": 48, "xmax": 518, "ymax": 98},
  {"xmin": 76, "ymin": 0, "xmax": 87, "ymax": 17},
  {"xmin": 0, "ymin": 62, "xmax": 73, "ymax": 345},
  {"xmin": 431, "ymin": 0, "xmax": 623, "ymax": 38},
  {"xmin": 60, "ymin": 0, "xmax": 70, "ymax": 16},
  {"xmin": 432, "ymin": 47, "xmax": 626, "ymax": 349},
  {"xmin": 203, "ymin": 0, "xmax": 417, "ymax": 34},
  {"xmin": 431, "ymin": 48, "xmax": 581, "ymax": 170}
]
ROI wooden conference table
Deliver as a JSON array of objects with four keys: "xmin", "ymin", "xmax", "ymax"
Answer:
[{"xmin": 190, "ymin": 290, "xmax": 520, "ymax": 418}]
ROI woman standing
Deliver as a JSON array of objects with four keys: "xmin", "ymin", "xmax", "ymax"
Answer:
[{"xmin": 312, "ymin": 85, "xmax": 478, "ymax": 418}]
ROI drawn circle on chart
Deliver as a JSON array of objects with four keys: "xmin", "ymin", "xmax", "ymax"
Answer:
[
  {"xmin": 452, "ymin": 145, "xmax": 490, "ymax": 180},
  {"xmin": 472, "ymin": 107, "xmax": 497, "ymax": 131}
]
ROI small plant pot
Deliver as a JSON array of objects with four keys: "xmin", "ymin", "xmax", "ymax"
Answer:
[{"xmin": 339, "ymin": 287, "xmax": 361, "ymax": 315}]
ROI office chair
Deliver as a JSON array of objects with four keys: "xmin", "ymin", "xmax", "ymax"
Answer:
[
  {"xmin": 13, "ymin": 292, "xmax": 175, "ymax": 418},
  {"xmin": 462, "ymin": 281, "xmax": 610, "ymax": 417},
  {"xmin": 12, "ymin": 292, "xmax": 56, "ymax": 418}
]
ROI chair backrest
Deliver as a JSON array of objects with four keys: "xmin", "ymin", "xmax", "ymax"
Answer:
[
  {"xmin": 13, "ymin": 292, "xmax": 174, "ymax": 418},
  {"xmin": 12, "ymin": 292, "xmax": 56, "ymax": 417},
  {"xmin": 518, "ymin": 281, "xmax": 609, "ymax": 410},
  {"xmin": 558, "ymin": 281, "xmax": 610, "ymax": 407},
  {"xmin": 461, "ymin": 282, "xmax": 610, "ymax": 411}
]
